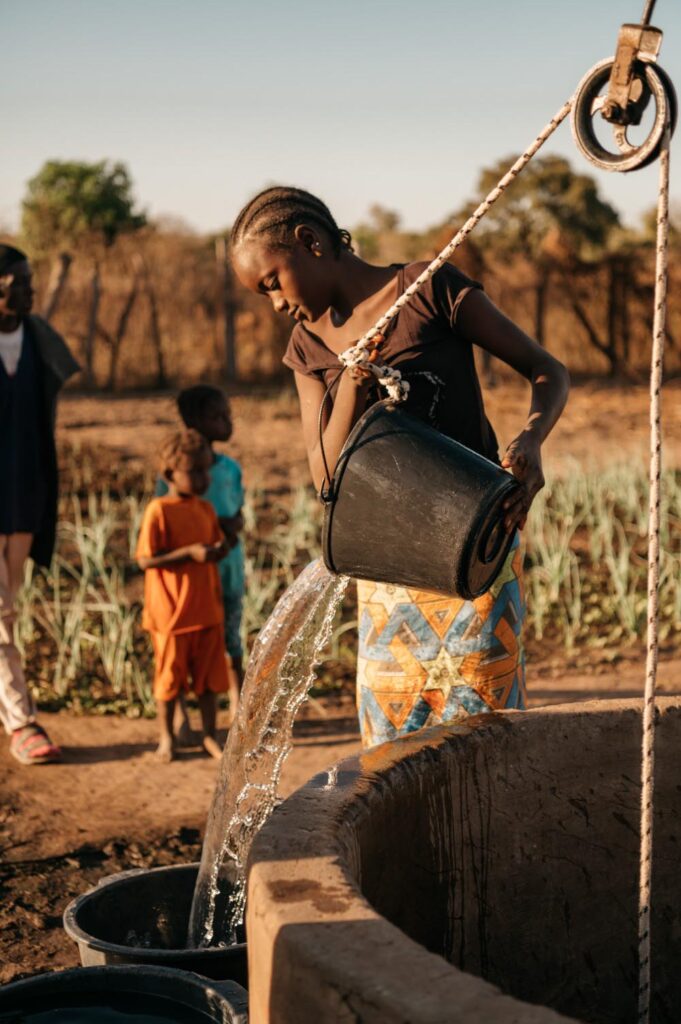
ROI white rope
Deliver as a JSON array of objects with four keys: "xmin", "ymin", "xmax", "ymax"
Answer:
[
  {"xmin": 638, "ymin": 124, "xmax": 671, "ymax": 1024},
  {"xmin": 338, "ymin": 97, "xmax": 574, "ymax": 400}
]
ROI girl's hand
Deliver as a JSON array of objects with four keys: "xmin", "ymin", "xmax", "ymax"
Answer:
[
  {"xmin": 187, "ymin": 543, "xmax": 212, "ymax": 563},
  {"xmin": 347, "ymin": 365, "xmax": 373, "ymax": 386},
  {"xmin": 346, "ymin": 334, "xmax": 384, "ymax": 387},
  {"xmin": 212, "ymin": 539, "xmax": 229, "ymax": 560},
  {"xmin": 500, "ymin": 434, "xmax": 545, "ymax": 532},
  {"xmin": 188, "ymin": 541, "xmax": 226, "ymax": 563}
]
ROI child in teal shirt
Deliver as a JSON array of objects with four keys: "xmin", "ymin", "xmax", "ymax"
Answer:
[{"xmin": 157, "ymin": 385, "xmax": 245, "ymax": 729}]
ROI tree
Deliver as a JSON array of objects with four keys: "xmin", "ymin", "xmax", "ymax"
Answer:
[
  {"xmin": 21, "ymin": 160, "xmax": 146, "ymax": 383},
  {"xmin": 354, "ymin": 205, "xmax": 404, "ymax": 261},
  {"xmin": 621, "ymin": 203, "xmax": 681, "ymax": 369},
  {"xmin": 639, "ymin": 201, "xmax": 680, "ymax": 246},
  {"xmin": 458, "ymin": 155, "xmax": 620, "ymax": 345},
  {"xmin": 367, "ymin": 205, "xmax": 401, "ymax": 234},
  {"xmin": 22, "ymin": 160, "xmax": 145, "ymax": 252}
]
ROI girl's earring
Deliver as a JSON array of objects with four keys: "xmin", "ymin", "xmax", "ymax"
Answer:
[{"xmin": 313, "ymin": 244, "xmax": 322, "ymax": 258}]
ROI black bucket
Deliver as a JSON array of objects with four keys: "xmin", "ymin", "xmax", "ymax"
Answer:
[
  {"xmin": 0, "ymin": 965, "xmax": 247, "ymax": 1023},
  {"xmin": 322, "ymin": 400, "xmax": 520, "ymax": 599},
  {"xmin": 63, "ymin": 864, "xmax": 247, "ymax": 987}
]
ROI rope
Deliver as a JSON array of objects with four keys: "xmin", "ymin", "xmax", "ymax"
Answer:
[
  {"xmin": 641, "ymin": 0, "xmax": 658, "ymax": 27},
  {"xmin": 338, "ymin": 97, "xmax": 574, "ymax": 400},
  {"xmin": 638, "ymin": 123, "xmax": 670, "ymax": 1024}
]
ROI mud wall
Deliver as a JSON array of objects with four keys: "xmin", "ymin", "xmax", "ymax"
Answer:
[{"xmin": 246, "ymin": 700, "xmax": 681, "ymax": 1024}]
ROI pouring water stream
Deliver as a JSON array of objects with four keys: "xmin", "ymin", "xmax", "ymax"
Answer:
[{"xmin": 187, "ymin": 558, "xmax": 348, "ymax": 948}]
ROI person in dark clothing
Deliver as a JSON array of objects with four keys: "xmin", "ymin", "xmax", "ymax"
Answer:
[
  {"xmin": 0, "ymin": 244, "xmax": 79, "ymax": 764},
  {"xmin": 231, "ymin": 186, "xmax": 570, "ymax": 747}
]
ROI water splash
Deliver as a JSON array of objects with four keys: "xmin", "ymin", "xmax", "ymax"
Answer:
[{"xmin": 187, "ymin": 558, "xmax": 349, "ymax": 948}]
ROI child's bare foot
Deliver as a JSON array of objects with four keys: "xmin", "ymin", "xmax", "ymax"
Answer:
[
  {"xmin": 156, "ymin": 736, "xmax": 175, "ymax": 762},
  {"xmin": 202, "ymin": 734, "xmax": 222, "ymax": 760}
]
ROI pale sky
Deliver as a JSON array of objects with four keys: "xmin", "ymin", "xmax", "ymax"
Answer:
[{"xmin": 3, "ymin": 0, "xmax": 680, "ymax": 236}]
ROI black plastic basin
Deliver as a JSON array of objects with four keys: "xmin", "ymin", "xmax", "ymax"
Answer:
[
  {"xmin": 63, "ymin": 864, "xmax": 247, "ymax": 987},
  {"xmin": 0, "ymin": 965, "xmax": 247, "ymax": 1023}
]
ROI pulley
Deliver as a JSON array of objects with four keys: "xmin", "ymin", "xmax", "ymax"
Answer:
[{"xmin": 571, "ymin": 22, "xmax": 677, "ymax": 172}]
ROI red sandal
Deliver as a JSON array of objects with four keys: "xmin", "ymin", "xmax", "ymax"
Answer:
[{"xmin": 10, "ymin": 723, "xmax": 62, "ymax": 766}]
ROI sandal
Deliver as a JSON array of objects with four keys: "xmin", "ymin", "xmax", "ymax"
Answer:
[{"xmin": 10, "ymin": 724, "xmax": 62, "ymax": 766}]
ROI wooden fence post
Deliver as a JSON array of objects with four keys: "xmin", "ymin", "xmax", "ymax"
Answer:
[
  {"xmin": 42, "ymin": 252, "xmax": 72, "ymax": 322},
  {"xmin": 84, "ymin": 259, "xmax": 101, "ymax": 386},
  {"xmin": 215, "ymin": 236, "xmax": 237, "ymax": 383}
]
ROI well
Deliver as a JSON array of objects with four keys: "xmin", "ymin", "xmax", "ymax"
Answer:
[{"xmin": 246, "ymin": 698, "xmax": 681, "ymax": 1024}]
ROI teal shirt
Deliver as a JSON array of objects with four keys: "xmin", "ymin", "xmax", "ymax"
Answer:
[{"xmin": 156, "ymin": 452, "xmax": 245, "ymax": 601}]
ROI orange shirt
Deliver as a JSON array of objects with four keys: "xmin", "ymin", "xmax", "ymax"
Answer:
[{"xmin": 136, "ymin": 495, "xmax": 224, "ymax": 635}]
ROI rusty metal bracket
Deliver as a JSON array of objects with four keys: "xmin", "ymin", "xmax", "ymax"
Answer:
[{"xmin": 602, "ymin": 23, "xmax": 663, "ymax": 125}]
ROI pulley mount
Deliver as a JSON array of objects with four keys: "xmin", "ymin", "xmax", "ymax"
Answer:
[{"xmin": 571, "ymin": 19, "xmax": 677, "ymax": 172}]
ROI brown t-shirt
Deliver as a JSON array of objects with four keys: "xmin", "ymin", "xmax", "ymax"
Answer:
[{"xmin": 282, "ymin": 261, "xmax": 499, "ymax": 462}]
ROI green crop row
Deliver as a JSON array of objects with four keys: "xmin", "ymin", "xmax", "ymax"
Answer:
[{"xmin": 14, "ymin": 457, "xmax": 681, "ymax": 714}]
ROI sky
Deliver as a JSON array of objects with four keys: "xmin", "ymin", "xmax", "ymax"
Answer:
[{"xmin": 3, "ymin": 0, "xmax": 680, "ymax": 237}]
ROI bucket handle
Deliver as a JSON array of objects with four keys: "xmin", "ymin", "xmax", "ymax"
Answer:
[
  {"xmin": 317, "ymin": 368, "xmax": 346, "ymax": 504},
  {"xmin": 478, "ymin": 514, "xmax": 508, "ymax": 566}
]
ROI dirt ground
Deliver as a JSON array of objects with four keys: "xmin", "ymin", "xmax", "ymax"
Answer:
[
  {"xmin": 2, "ymin": 379, "xmax": 681, "ymax": 986},
  {"xmin": 55, "ymin": 376, "xmax": 681, "ymax": 483}
]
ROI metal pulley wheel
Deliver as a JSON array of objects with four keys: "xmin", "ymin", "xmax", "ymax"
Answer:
[{"xmin": 571, "ymin": 56, "xmax": 676, "ymax": 172}]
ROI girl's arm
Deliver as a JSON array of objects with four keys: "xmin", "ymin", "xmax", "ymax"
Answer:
[
  {"xmin": 219, "ymin": 511, "xmax": 244, "ymax": 551},
  {"xmin": 219, "ymin": 512, "xmax": 244, "ymax": 534},
  {"xmin": 457, "ymin": 290, "xmax": 570, "ymax": 529},
  {"xmin": 295, "ymin": 370, "xmax": 371, "ymax": 493},
  {"xmin": 137, "ymin": 541, "xmax": 226, "ymax": 570}
]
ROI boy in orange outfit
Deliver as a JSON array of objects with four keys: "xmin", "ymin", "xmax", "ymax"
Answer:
[{"xmin": 136, "ymin": 429, "xmax": 229, "ymax": 761}]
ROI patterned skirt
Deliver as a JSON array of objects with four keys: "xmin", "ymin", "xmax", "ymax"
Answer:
[{"xmin": 356, "ymin": 539, "xmax": 526, "ymax": 748}]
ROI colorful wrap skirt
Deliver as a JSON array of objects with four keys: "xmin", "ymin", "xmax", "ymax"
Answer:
[{"xmin": 356, "ymin": 538, "xmax": 526, "ymax": 748}]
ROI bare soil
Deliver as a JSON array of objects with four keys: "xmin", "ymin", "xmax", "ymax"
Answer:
[
  {"xmin": 2, "ymin": 380, "xmax": 681, "ymax": 986},
  {"xmin": 55, "ymin": 377, "xmax": 681, "ymax": 484}
]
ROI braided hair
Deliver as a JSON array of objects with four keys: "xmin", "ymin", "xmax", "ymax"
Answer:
[{"xmin": 230, "ymin": 186, "xmax": 353, "ymax": 256}]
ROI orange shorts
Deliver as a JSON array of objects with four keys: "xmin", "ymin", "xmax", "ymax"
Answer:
[{"xmin": 150, "ymin": 625, "xmax": 229, "ymax": 701}]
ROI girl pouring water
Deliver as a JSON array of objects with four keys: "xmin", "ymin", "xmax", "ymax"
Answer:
[{"xmin": 231, "ymin": 187, "xmax": 569, "ymax": 747}]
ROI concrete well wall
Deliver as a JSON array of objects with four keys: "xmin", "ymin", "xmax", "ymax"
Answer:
[{"xmin": 246, "ymin": 700, "xmax": 681, "ymax": 1024}]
